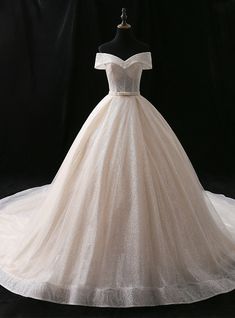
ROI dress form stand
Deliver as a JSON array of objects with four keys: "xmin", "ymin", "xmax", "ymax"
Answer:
[{"xmin": 98, "ymin": 8, "xmax": 150, "ymax": 60}]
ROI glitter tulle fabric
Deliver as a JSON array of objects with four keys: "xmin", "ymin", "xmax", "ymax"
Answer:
[{"xmin": 0, "ymin": 52, "xmax": 235, "ymax": 307}]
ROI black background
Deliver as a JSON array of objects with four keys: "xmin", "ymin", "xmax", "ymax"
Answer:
[{"xmin": 0, "ymin": 1, "xmax": 235, "ymax": 317}]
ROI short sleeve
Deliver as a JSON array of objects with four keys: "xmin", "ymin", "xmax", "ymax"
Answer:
[
  {"xmin": 142, "ymin": 52, "xmax": 152, "ymax": 70},
  {"xmin": 94, "ymin": 53, "xmax": 106, "ymax": 70}
]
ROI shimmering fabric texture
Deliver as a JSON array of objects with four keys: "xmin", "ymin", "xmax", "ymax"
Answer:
[{"xmin": 0, "ymin": 52, "xmax": 235, "ymax": 307}]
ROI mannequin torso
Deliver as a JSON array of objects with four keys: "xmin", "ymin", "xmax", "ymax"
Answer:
[{"xmin": 98, "ymin": 10, "xmax": 150, "ymax": 60}]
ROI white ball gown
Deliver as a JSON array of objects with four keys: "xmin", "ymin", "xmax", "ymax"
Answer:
[{"xmin": 0, "ymin": 51, "xmax": 235, "ymax": 308}]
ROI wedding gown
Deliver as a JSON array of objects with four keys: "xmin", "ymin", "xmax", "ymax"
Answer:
[{"xmin": 0, "ymin": 51, "xmax": 235, "ymax": 308}]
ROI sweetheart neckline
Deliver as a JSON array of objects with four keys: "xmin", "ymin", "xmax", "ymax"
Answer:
[{"xmin": 96, "ymin": 51, "xmax": 151, "ymax": 62}]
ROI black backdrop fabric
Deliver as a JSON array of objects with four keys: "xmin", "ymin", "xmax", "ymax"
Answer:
[{"xmin": 0, "ymin": 0, "xmax": 235, "ymax": 183}]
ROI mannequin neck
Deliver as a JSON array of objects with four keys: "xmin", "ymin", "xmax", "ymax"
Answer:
[{"xmin": 112, "ymin": 27, "xmax": 137, "ymax": 44}]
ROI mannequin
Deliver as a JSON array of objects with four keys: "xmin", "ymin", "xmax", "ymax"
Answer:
[{"xmin": 98, "ymin": 8, "xmax": 150, "ymax": 60}]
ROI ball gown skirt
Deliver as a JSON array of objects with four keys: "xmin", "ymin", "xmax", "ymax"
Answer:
[{"xmin": 0, "ymin": 52, "xmax": 235, "ymax": 307}]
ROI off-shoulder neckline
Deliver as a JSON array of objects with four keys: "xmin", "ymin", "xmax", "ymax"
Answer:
[{"xmin": 95, "ymin": 52, "xmax": 151, "ymax": 63}]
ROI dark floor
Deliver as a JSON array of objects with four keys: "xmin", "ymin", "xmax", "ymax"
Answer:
[{"xmin": 0, "ymin": 173, "xmax": 235, "ymax": 318}]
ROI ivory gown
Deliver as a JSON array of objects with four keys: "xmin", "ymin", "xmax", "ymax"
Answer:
[{"xmin": 0, "ymin": 51, "xmax": 235, "ymax": 307}]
